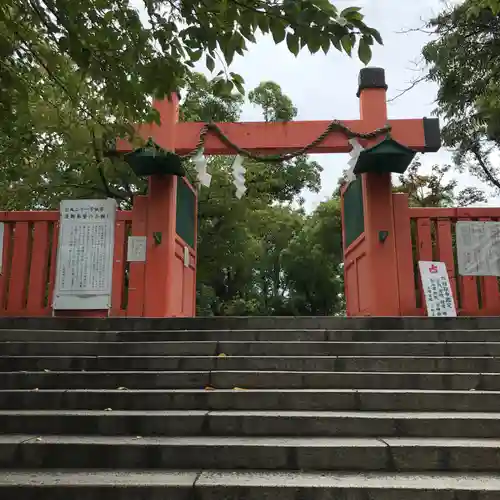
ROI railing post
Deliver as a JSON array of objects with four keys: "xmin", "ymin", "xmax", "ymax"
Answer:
[
  {"xmin": 358, "ymin": 68, "xmax": 401, "ymax": 316},
  {"xmin": 393, "ymin": 193, "xmax": 417, "ymax": 315}
]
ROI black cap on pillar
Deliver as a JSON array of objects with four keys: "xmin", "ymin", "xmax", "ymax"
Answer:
[{"xmin": 357, "ymin": 67, "xmax": 388, "ymax": 98}]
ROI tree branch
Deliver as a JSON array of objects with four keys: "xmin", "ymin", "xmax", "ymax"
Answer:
[
  {"xmin": 387, "ymin": 75, "xmax": 428, "ymax": 103},
  {"xmin": 471, "ymin": 143, "xmax": 500, "ymax": 191},
  {"xmin": 91, "ymin": 128, "xmax": 113, "ymax": 198}
]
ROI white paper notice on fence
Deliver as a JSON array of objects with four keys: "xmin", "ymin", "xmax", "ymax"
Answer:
[
  {"xmin": 419, "ymin": 261, "xmax": 457, "ymax": 317},
  {"xmin": 456, "ymin": 221, "xmax": 500, "ymax": 276},
  {"xmin": 53, "ymin": 199, "xmax": 117, "ymax": 310},
  {"xmin": 127, "ymin": 236, "xmax": 147, "ymax": 262}
]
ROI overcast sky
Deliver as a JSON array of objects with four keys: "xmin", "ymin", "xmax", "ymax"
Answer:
[{"xmin": 191, "ymin": 0, "xmax": 492, "ymax": 210}]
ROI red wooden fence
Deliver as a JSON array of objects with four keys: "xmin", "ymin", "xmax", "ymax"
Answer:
[
  {"xmin": 0, "ymin": 210, "xmax": 135, "ymax": 317},
  {"xmin": 393, "ymin": 193, "xmax": 500, "ymax": 316}
]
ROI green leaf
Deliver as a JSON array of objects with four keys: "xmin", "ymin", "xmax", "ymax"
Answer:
[
  {"xmin": 312, "ymin": 0, "xmax": 336, "ymax": 14},
  {"xmin": 358, "ymin": 38, "xmax": 372, "ymax": 65},
  {"xmin": 230, "ymin": 72, "xmax": 245, "ymax": 86},
  {"xmin": 206, "ymin": 54, "xmax": 215, "ymax": 72},
  {"xmin": 341, "ymin": 7, "xmax": 362, "ymax": 17},
  {"xmin": 232, "ymin": 78, "xmax": 245, "ymax": 95},
  {"xmin": 306, "ymin": 32, "xmax": 322, "ymax": 54},
  {"xmin": 367, "ymin": 27, "xmax": 383, "ymax": 45},
  {"xmin": 321, "ymin": 36, "xmax": 330, "ymax": 55},
  {"xmin": 286, "ymin": 33, "xmax": 300, "ymax": 56},
  {"xmin": 257, "ymin": 14, "xmax": 270, "ymax": 34},
  {"xmin": 270, "ymin": 19, "xmax": 286, "ymax": 44},
  {"xmin": 341, "ymin": 35, "xmax": 353, "ymax": 56},
  {"xmin": 190, "ymin": 50, "xmax": 203, "ymax": 62}
]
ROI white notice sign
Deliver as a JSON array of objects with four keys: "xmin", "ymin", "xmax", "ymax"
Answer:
[
  {"xmin": 54, "ymin": 199, "xmax": 117, "ymax": 310},
  {"xmin": 456, "ymin": 221, "xmax": 500, "ymax": 276},
  {"xmin": 419, "ymin": 261, "xmax": 457, "ymax": 317},
  {"xmin": 127, "ymin": 236, "xmax": 147, "ymax": 262}
]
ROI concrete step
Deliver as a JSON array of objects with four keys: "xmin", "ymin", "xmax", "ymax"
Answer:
[
  {"xmin": 0, "ymin": 470, "xmax": 195, "ymax": 499},
  {"xmin": 2, "ymin": 329, "xmax": 500, "ymax": 342},
  {"xmin": 3, "ymin": 356, "xmax": 500, "ymax": 372},
  {"xmin": 1, "ymin": 389, "xmax": 500, "ymax": 411},
  {"xmin": 2, "ymin": 434, "xmax": 500, "ymax": 471},
  {"xmin": 2, "ymin": 470, "xmax": 500, "ymax": 500},
  {"xmin": 1, "ymin": 316, "xmax": 500, "ymax": 331},
  {"xmin": 195, "ymin": 470, "xmax": 500, "ymax": 499},
  {"xmin": 2, "ymin": 410, "xmax": 500, "ymax": 438},
  {"xmin": 0, "ymin": 370, "xmax": 498, "ymax": 390},
  {"xmin": 4, "ymin": 341, "xmax": 500, "ymax": 356}
]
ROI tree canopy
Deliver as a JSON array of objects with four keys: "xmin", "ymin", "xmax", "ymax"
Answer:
[
  {"xmin": 0, "ymin": 0, "xmax": 381, "ymax": 128},
  {"xmin": 394, "ymin": 159, "xmax": 486, "ymax": 208},
  {"xmin": 189, "ymin": 75, "xmax": 343, "ymax": 316},
  {"xmin": 423, "ymin": 0, "xmax": 500, "ymax": 193}
]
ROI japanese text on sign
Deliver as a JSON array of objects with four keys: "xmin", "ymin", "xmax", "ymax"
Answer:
[
  {"xmin": 456, "ymin": 221, "xmax": 500, "ymax": 276},
  {"xmin": 54, "ymin": 199, "xmax": 116, "ymax": 310},
  {"xmin": 418, "ymin": 261, "xmax": 457, "ymax": 317},
  {"xmin": 127, "ymin": 236, "xmax": 147, "ymax": 262}
]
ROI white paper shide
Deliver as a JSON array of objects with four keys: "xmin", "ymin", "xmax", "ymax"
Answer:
[
  {"xmin": 54, "ymin": 199, "xmax": 117, "ymax": 310},
  {"xmin": 418, "ymin": 261, "xmax": 457, "ymax": 317},
  {"xmin": 456, "ymin": 221, "xmax": 500, "ymax": 276}
]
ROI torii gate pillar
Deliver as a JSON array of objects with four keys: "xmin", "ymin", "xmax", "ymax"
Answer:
[
  {"xmin": 129, "ymin": 95, "xmax": 197, "ymax": 318},
  {"xmin": 342, "ymin": 68, "xmax": 429, "ymax": 317},
  {"xmin": 358, "ymin": 68, "xmax": 399, "ymax": 316}
]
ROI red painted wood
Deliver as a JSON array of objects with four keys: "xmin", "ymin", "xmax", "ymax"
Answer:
[
  {"xmin": 143, "ymin": 95, "xmax": 179, "ymax": 318},
  {"xmin": 116, "ymin": 118, "xmax": 429, "ymax": 156},
  {"xmin": 0, "ymin": 212, "xmax": 59, "ymax": 222},
  {"xmin": 47, "ymin": 221, "xmax": 59, "ymax": 310},
  {"xmin": 393, "ymin": 194, "xmax": 417, "ymax": 315},
  {"xmin": 0, "ymin": 224, "xmax": 12, "ymax": 312},
  {"xmin": 116, "ymin": 211, "xmax": 132, "ymax": 221},
  {"xmin": 26, "ymin": 222, "xmax": 50, "ymax": 315},
  {"xmin": 127, "ymin": 196, "xmax": 147, "ymax": 317},
  {"xmin": 110, "ymin": 220, "xmax": 127, "ymax": 316},
  {"xmin": 7, "ymin": 222, "xmax": 31, "ymax": 314},
  {"xmin": 190, "ymin": 178, "xmax": 198, "ymax": 317},
  {"xmin": 436, "ymin": 219, "xmax": 458, "ymax": 308},
  {"xmin": 416, "ymin": 218, "xmax": 434, "ymax": 311},
  {"xmin": 416, "ymin": 218, "xmax": 433, "ymax": 261},
  {"xmin": 409, "ymin": 207, "xmax": 500, "ymax": 220}
]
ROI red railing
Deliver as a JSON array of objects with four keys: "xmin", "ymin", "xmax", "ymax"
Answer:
[
  {"xmin": 393, "ymin": 193, "xmax": 500, "ymax": 316},
  {"xmin": 0, "ymin": 210, "xmax": 137, "ymax": 317}
]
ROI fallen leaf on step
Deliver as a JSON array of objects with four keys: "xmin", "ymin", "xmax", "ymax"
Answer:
[
  {"xmin": 33, "ymin": 388, "xmax": 39, "ymax": 392},
  {"xmin": 135, "ymin": 436, "xmax": 142, "ymax": 439},
  {"xmin": 233, "ymin": 387, "xmax": 247, "ymax": 391},
  {"xmin": 117, "ymin": 387, "xmax": 128, "ymax": 391},
  {"xmin": 104, "ymin": 408, "xmax": 113, "ymax": 411},
  {"xmin": 35, "ymin": 437, "xmax": 42, "ymax": 442},
  {"xmin": 204, "ymin": 386, "xmax": 216, "ymax": 391},
  {"xmin": 218, "ymin": 353, "xmax": 227, "ymax": 358},
  {"xmin": 43, "ymin": 369, "xmax": 50, "ymax": 373}
]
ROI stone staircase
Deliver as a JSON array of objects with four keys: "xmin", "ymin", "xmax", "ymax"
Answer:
[{"xmin": 1, "ymin": 317, "xmax": 500, "ymax": 498}]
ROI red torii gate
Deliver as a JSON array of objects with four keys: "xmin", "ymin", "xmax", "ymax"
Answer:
[{"xmin": 116, "ymin": 67, "xmax": 441, "ymax": 318}]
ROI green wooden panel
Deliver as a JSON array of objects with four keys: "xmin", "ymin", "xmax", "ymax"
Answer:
[
  {"xmin": 176, "ymin": 178, "xmax": 196, "ymax": 248},
  {"xmin": 343, "ymin": 176, "xmax": 364, "ymax": 248}
]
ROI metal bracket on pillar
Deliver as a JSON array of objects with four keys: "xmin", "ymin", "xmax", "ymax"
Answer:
[
  {"xmin": 378, "ymin": 230, "xmax": 389, "ymax": 243},
  {"xmin": 153, "ymin": 232, "xmax": 162, "ymax": 245}
]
